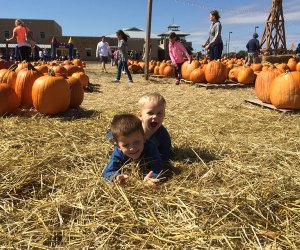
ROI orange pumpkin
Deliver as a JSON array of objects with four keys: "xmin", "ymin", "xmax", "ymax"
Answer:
[
  {"xmin": 0, "ymin": 83, "xmax": 20, "ymax": 115},
  {"xmin": 270, "ymin": 71, "xmax": 300, "ymax": 109},
  {"xmin": 64, "ymin": 65, "xmax": 80, "ymax": 76},
  {"xmin": 154, "ymin": 66, "xmax": 160, "ymax": 75},
  {"xmin": 35, "ymin": 65, "xmax": 49, "ymax": 74},
  {"xmin": 296, "ymin": 62, "xmax": 300, "ymax": 72},
  {"xmin": 237, "ymin": 66, "xmax": 255, "ymax": 84},
  {"xmin": 71, "ymin": 72, "xmax": 89, "ymax": 87},
  {"xmin": 0, "ymin": 64, "xmax": 18, "ymax": 89},
  {"xmin": 51, "ymin": 65, "xmax": 68, "ymax": 76},
  {"xmin": 287, "ymin": 58, "xmax": 297, "ymax": 71},
  {"xmin": 32, "ymin": 73, "xmax": 71, "ymax": 115},
  {"xmin": 204, "ymin": 60, "xmax": 227, "ymax": 84},
  {"xmin": 255, "ymin": 67, "xmax": 282, "ymax": 103},
  {"xmin": 181, "ymin": 60, "xmax": 198, "ymax": 81},
  {"xmin": 250, "ymin": 63, "xmax": 263, "ymax": 72},
  {"xmin": 15, "ymin": 62, "xmax": 29, "ymax": 74},
  {"xmin": 15, "ymin": 64, "xmax": 43, "ymax": 108},
  {"xmin": 189, "ymin": 68, "xmax": 206, "ymax": 83},
  {"xmin": 159, "ymin": 62, "xmax": 167, "ymax": 75},
  {"xmin": 72, "ymin": 59, "xmax": 83, "ymax": 67},
  {"xmin": 163, "ymin": 65, "xmax": 174, "ymax": 76},
  {"xmin": 66, "ymin": 76, "xmax": 84, "ymax": 108}
]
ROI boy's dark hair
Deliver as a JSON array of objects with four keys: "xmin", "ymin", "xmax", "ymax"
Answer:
[{"xmin": 111, "ymin": 114, "xmax": 144, "ymax": 142}]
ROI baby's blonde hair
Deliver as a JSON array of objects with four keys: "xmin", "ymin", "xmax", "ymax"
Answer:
[{"xmin": 138, "ymin": 92, "xmax": 166, "ymax": 108}]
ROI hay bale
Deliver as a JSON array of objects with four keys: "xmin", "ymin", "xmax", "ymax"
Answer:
[{"xmin": 0, "ymin": 63, "xmax": 299, "ymax": 249}]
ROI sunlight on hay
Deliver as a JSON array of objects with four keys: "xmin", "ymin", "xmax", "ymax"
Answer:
[{"xmin": 0, "ymin": 62, "xmax": 299, "ymax": 249}]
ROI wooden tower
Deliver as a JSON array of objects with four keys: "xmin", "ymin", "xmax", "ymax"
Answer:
[{"xmin": 260, "ymin": 0, "xmax": 287, "ymax": 54}]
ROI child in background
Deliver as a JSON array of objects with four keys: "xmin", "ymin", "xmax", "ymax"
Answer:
[
  {"xmin": 168, "ymin": 32, "xmax": 191, "ymax": 85},
  {"xmin": 110, "ymin": 30, "xmax": 133, "ymax": 83},
  {"xmin": 138, "ymin": 92, "xmax": 172, "ymax": 163},
  {"xmin": 102, "ymin": 114, "xmax": 164, "ymax": 186}
]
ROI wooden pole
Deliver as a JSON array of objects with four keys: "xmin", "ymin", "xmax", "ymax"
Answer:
[{"xmin": 144, "ymin": 0, "xmax": 153, "ymax": 80}]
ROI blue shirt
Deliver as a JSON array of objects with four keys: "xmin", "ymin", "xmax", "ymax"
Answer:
[
  {"xmin": 106, "ymin": 125, "xmax": 172, "ymax": 163},
  {"xmin": 246, "ymin": 38, "xmax": 260, "ymax": 53},
  {"xmin": 102, "ymin": 140, "xmax": 164, "ymax": 182},
  {"xmin": 149, "ymin": 125, "xmax": 172, "ymax": 163}
]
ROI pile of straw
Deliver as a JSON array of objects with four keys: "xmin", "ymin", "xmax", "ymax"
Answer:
[{"xmin": 0, "ymin": 62, "xmax": 299, "ymax": 249}]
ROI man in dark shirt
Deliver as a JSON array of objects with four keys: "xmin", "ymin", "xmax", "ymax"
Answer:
[{"xmin": 246, "ymin": 33, "xmax": 260, "ymax": 64}]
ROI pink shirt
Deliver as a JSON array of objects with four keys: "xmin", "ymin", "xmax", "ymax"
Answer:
[{"xmin": 169, "ymin": 41, "xmax": 190, "ymax": 68}]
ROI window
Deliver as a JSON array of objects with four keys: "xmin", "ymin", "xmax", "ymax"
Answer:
[
  {"xmin": 85, "ymin": 48, "xmax": 92, "ymax": 57},
  {"xmin": 4, "ymin": 31, "xmax": 9, "ymax": 38},
  {"xmin": 40, "ymin": 32, "xmax": 45, "ymax": 39}
]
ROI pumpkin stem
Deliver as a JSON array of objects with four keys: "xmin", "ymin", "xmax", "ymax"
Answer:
[
  {"xmin": 8, "ymin": 63, "xmax": 18, "ymax": 71},
  {"xmin": 27, "ymin": 63, "xmax": 37, "ymax": 71},
  {"xmin": 48, "ymin": 68, "xmax": 56, "ymax": 76}
]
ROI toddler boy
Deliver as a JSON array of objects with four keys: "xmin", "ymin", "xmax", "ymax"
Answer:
[
  {"xmin": 102, "ymin": 113, "xmax": 164, "ymax": 186},
  {"xmin": 137, "ymin": 92, "xmax": 172, "ymax": 163}
]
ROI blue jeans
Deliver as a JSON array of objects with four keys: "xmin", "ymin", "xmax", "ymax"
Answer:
[
  {"xmin": 209, "ymin": 42, "xmax": 223, "ymax": 60},
  {"xmin": 116, "ymin": 60, "xmax": 132, "ymax": 81}
]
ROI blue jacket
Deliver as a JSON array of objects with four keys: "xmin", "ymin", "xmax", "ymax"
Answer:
[
  {"xmin": 102, "ymin": 140, "xmax": 164, "ymax": 182},
  {"xmin": 246, "ymin": 38, "xmax": 260, "ymax": 53},
  {"xmin": 149, "ymin": 125, "xmax": 172, "ymax": 163},
  {"xmin": 106, "ymin": 125, "xmax": 172, "ymax": 163}
]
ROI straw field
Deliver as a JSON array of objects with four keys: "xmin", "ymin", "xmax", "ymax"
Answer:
[{"xmin": 0, "ymin": 62, "xmax": 299, "ymax": 249}]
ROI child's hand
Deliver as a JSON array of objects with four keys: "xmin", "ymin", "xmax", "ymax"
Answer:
[
  {"xmin": 114, "ymin": 174, "xmax": 129, "ymax": 185},
  {"xmin": 143, "ymin": 171, "xmax": 160, "ymax": 187}
]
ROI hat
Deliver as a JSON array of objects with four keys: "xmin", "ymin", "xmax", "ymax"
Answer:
[{"xmin": 253, "ymin": 33, "xmax": 259, "ymax": 38}]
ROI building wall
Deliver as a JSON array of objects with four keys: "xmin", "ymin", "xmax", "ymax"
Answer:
[
  {"xmin": 0, "ymin": 18, "xmax": 172, "ymax": 61},
  {"xmin": 0, "ymin": 18, "xmax": 62, "ymax": 44}
]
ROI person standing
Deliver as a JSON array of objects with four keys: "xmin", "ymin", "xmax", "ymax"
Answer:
[
  {"xmin": 202, "ymin": 10, "xmax": 223, "ymax": 60},
  {"xmin": 168, "ymin": 32, "xmax": 191, "ymax": 85},
  {"xmin": 295, "ymin": 43, "xmax": 300, "ymax": 57},
  {"xmin": 110, "ymin": 30, "xmax": 133, "ymax": 83},
  {"xmin": 96, "ymin": 36, "xmax": 111, "ymax": 73},
  {"xmin": 246, "ymin": 33, "xmax": 260, "ymax": 64},
  {"xmin": 6, "ymin": 19, "xmax": 32, "ymax": 62}
]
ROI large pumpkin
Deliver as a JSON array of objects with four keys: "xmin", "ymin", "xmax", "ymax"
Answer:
[
  {"xmin": 204, "ymin": 60, "xmax": 227, "ymax": 84},
  {"xmin": 15, "ymin": 64, "xmax": 43, "ymax": 108},
  {"xmin": 159, "ymin": 62, "xmax": 167, "ymax": 75},
  {"xmin": 181, "ymin": 60, "xmax": 198, "ymax": 81},
  {"xmin": 237, "ymin": 66, "xmax": 255, "ymax": 84},
  {"xmin": 255, "ymin": 67, "xmax": 282, "ymax": 103},
  {"xmin": 190, "ymin": 68, "xmax": 206, "ymax": 83},
  {"xmin": 0, "ymin": 64, "xmax": 18, "ymax": 89},
  {"xmin": 72, "ymin": 72, "xmax": 89, "ymax": 87},
  {"xmin": 163, "ymin": 65, "xmax": 174, "ymax": 76},
  {"xmin": 270, "ymin": 71, "xmax": 300, "ymax": 109},
  {"xmin": 51, "ymin": 65, "xmax": 68, "ymax": 76},
  {"xmin": 0, "ymin": 83, "xmax": 20, "ymax": 115},
  {"xmin": 66, "ymin": 76, "xmax": 84, "ymax": 108},
  {"xmin": 287, "ymin": 58, "xmax": 297, "ymax": 71},
  {"xmin": 63, "ymin": 65, "xmax": 80, "ymax": 76},
  {"xmin": 32, "ymin": 73, "xmax": 71, "ymax": 115}
]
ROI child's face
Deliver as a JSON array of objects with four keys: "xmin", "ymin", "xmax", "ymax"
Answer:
[
  {"xmin": 116, "ymin": 131, "xmax": 145, "ymax": 160},
  {"xmin": 138, "ymin": 102, "xmax": 165, "ymax": 135}
]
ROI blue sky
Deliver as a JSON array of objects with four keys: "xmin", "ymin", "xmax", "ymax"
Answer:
[{"xmin": 2, "ymin": 0, "xmax": 300, "ymax": 53}]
